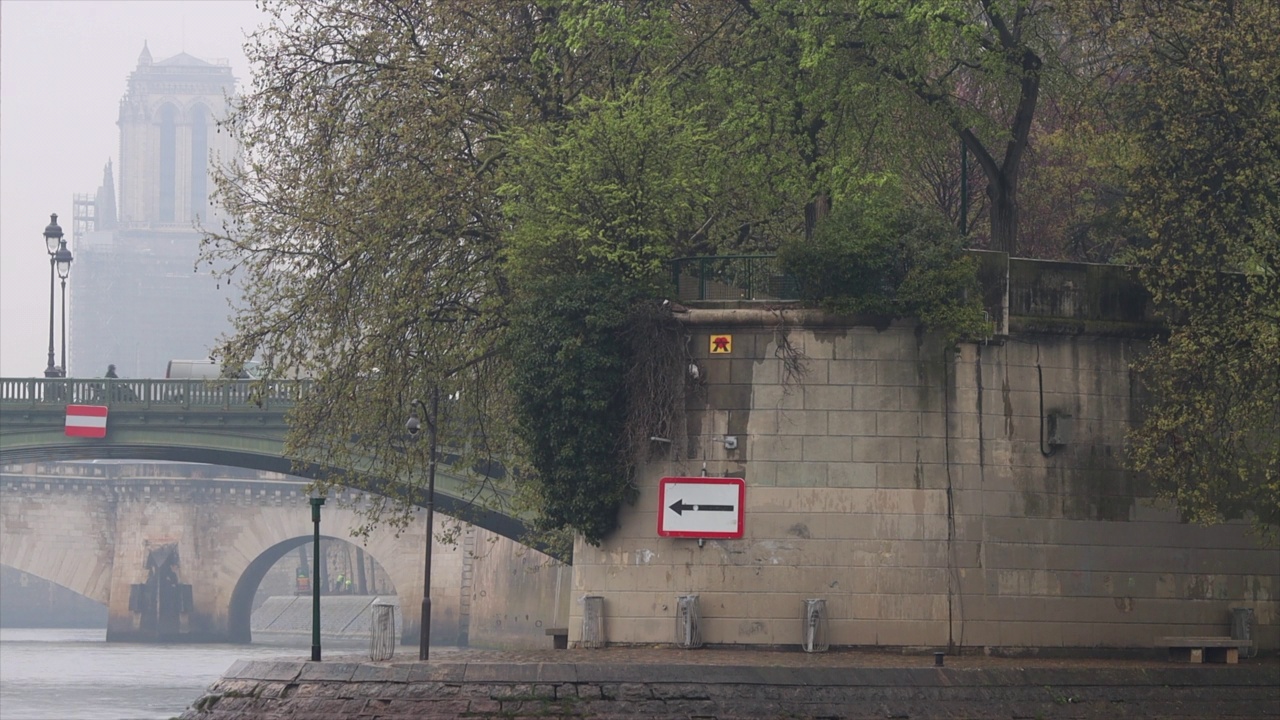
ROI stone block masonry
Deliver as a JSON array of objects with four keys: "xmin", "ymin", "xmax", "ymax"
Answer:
[{"xmin": 570, "ymin": 305, "xmax": 1280, "ymax": 654}]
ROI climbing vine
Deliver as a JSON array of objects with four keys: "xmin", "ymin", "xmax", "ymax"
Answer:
[{"xmin": 505, "ymin": 272, "xmax": 687, "ymax": 546}]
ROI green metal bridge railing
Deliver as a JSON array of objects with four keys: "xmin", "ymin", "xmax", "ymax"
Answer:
[
  {"xmin": 671, "ymin": 255, "xmax": 799, "ymax": 302},
  {"xmin": 0, "ymin": 378, "xmax": 309, "ymax": 411}
]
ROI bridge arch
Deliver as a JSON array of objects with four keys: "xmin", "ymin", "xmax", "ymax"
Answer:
[
  {"xmin": 0, "ymin": 565, "xmax": 107, "ymax": 627},
  {"xmin": 227, "ymin": 530, "xmax": 413, "ymax": 644},
  {"xmin": 0, "ymin": 464, "xmax": 442, "ymax": 644},
  {"xmin": 0, "ymin": 477, "xmax": 115, "ymax": 605}
]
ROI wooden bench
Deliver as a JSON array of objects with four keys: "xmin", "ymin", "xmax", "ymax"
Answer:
[
  {"xmin": 545, "ymin": 627, "xmax": 569, "ymax": 650},
  {"xmin": 1156, "ymin": 636, "xmax": 1249, "ymax": 664}
]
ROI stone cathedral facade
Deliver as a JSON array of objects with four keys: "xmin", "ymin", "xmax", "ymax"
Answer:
[{"xmin": 69, "ymin": 44, "xmax": 240, "ymax": 378}]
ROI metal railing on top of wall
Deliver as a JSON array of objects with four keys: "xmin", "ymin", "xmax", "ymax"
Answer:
[{"xmin": 671, "ymin": 255, "xmax": 799, "ymax": 302}]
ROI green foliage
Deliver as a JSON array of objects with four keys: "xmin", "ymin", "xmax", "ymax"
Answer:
[
  {"xmin": 504, "ymin": 271, "xmax": 643, "ymax": 545},
  {"xmin": 205, "ymin": 0, "xmax": 1198, "ymax": 547},
  {"xmin": 500, "ymin": 84, "xmax": 720, "ymax": 287},
  {"xmin": 1123, "ymin": 1, "xmax": 1280, "ymax": 536},
  {"xmin": 777, "ymin": 192, "xmax": 988, "ymax": 341}
]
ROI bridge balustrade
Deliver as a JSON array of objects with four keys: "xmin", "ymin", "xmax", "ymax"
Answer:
[{"xmin": 0, "ymin": 378, "xmax": 309, "ymax": 411}]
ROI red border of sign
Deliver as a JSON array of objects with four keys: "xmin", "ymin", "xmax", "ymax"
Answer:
[{"xmin": 657, "ymin": 476, "xmax": 745, "ymax": 539}]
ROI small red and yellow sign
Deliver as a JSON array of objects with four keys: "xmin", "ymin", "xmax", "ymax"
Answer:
[{"xmin": 709, "ymin": 334, "xmax": 732, "ymax": 354}]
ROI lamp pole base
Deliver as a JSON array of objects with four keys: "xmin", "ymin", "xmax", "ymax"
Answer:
[{"xmin": 419, "ymin": 598, "xmax": 432, "ymax": 661}]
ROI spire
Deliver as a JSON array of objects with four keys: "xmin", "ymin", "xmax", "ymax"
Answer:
[
  {"xmin": 138, "ymin": 41, "xmax": 152, "ymax": 66},
  {"xmin": 97, "ymin": 160, "xmax": 118, "ymax": 230}
]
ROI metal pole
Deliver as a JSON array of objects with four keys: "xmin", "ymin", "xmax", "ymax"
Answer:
[
  {"xmin": 420, "ymin": 386, "xmax": 439, "ymax": 661},
  {"xmin": 310, "ymin": 496, "xmax": 325, "ymax": 662},
  {"xmin": 46, "ymin": 256, "xmax": 57, "ymax": 375},
  {"xmin": 60, "ymin": 276, "xmax": 68, "ymax": 375}
]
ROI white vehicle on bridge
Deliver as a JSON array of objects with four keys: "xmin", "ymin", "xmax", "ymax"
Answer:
[{"xmin": 165, "ymin": 360, "xmax": 262, "ymax": 380}]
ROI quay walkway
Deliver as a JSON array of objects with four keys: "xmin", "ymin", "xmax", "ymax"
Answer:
[{"xmin": 179, "ymin": 646, "xmax": 1279, "ymax": 719}]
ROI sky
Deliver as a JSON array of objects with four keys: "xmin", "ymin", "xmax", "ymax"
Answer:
[{"xmin": 0, "ymin": 0, "xmax": 269, "ymax": 377}]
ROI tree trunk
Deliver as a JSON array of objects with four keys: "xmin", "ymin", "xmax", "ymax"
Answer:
[
  {"xmin": 804, "ymin": 194, "xmax": 831, "ymax": 241},
  {"xmin": 987, "ymin": 176, "xmax": 1017, "ymax": 255}
]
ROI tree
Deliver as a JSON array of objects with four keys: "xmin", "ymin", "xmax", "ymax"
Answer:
[
  {"xmin": 777, "ymin": 188, "xmax": 989, "ymax": 342},
  {"xmin": 732, "ymin": 0, "xmax": 1065, "ymax": 255},
  {"xmin": 204, "ymin": 0, "xmax": 567, "ymax": 529},
  {"xmin": 1123, "ymin": 1, "xmax": 1280, "ymax": 535},
  {"xmin": 203, "ymin": 0, "xmax": 744, "ymax": 537},
  {"xmin": 206, "ymin": 0, "xmax": 1114, "ymax": 543}
]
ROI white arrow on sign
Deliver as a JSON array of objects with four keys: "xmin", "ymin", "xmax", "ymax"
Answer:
[{"xmin": 658, "ymin": 477, "xmax": 745, "ymax": 538}]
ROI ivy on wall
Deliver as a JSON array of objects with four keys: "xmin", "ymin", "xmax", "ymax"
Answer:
[{"xmin": 505, "ymin": 272, "xmax": 643, "ymax": 545}]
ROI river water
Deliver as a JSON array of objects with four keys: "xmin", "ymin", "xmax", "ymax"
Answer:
[{"xmin": 0, "ymin": 628, "xmax": 316, "ymax": 720}]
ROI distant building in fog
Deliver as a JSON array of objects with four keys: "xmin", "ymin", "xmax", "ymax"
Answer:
[{"xmin": 69, "ymin": 43, "xmax": 240, "ymax": 378}]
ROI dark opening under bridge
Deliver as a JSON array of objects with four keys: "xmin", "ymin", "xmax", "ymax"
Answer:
[{"xmin": 0, "ymin": 377, "xmax": 536, "ymax": 644}]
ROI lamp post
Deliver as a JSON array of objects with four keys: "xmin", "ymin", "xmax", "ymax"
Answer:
[
  {"xmin": 55, "ymin": 240, "xmax": 73, "ymax": 375},
  {"xmin": 42, "ymin": 214, "xmax": 64, "ymax": 378},
  {"xmin": 405, "ymin": 388, "xmax": 440, "ymax": 661},
  {"xmin": 309, "ymin": 490, "xmax": 326, "ymax": 662}
]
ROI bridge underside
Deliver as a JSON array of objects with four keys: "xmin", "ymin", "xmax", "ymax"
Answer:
[{"xmin": 0, "ymin": 442, "xmax": 534, "ymax": 551}]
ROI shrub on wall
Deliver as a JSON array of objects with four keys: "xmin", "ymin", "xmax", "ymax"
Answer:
[
  {"xmin": 777, "ymin": 197, "xmax": 988, "ymax": 341},
  {"xmin": 505, "ymin": 271, "xmax": 644, "ymax": 545}
]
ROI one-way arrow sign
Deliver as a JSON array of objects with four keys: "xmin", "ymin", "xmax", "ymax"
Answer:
[
  {"xmin": 668, "ymin": 500, "xmax": 734, "ymax": 515},
  {"xmin": 658, "ymin": 477, "xmax": 745, "ymax": 538}
]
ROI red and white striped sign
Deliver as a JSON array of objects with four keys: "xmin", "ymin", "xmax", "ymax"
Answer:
[{"xmin": 65, "ymin": 405, "xmax": 109, "ymax": 438}]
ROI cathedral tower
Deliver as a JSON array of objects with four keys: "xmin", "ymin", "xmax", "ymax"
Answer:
[
  {"xmin": 116, "ymin": 42, "xmax": 237, "ymax": 228},
  {"xmin": 69, "ymin": 46, "xmax": 241, "ymax": 378}
]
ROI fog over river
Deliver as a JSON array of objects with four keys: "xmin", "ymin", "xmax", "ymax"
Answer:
[{"xmin": 0, "ymin": 628, "xmax": 316, "ymax": 720}]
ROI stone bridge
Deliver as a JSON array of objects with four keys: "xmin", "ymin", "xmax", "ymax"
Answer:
[
  {"xmin": 0, "ymin": 380, "xmax": 566, "ymax": 646},
  {"xmin": 0, "ymin": 462, "xmax": 568, "ymax": 647},
  {"xmin": 0, "ymin": 377, "xmax": 525, "ymax": 541}
]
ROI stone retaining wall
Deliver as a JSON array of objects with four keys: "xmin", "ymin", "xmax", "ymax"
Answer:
[
  {"xmin": 571, "ymin": 310, "xmax": 1280, "ymax": 651},
  {"xmin": 179, "ymin": 658, "xmax": 1280, "ymax": 719}
]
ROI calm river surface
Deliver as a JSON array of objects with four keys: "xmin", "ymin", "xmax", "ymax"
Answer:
[{"xmin": 0, "ymin": 628, "xmax": 313, "ymax": 720}]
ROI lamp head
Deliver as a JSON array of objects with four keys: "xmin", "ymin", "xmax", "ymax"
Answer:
[
  {"xmin": 55, "ymin": 242, "xmax": 73, "ymax": 279},
  {"xmin": 406, "ymin": 412, "xmax": 421, "ymax": 437},
  {"xmin": 44, "ymin": 213, "xmax": 63, "ymax": 255}
]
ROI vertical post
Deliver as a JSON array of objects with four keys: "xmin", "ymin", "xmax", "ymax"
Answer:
[
  {"xmin": 59, "ymin": 276, "xmax": 68, "ymax": 375},
  {"xmin": 960, "ymin": 139, "xmax": 969, "ymax": 237},
  {"xmin": 310, "ymin": 495, "xmax": 325, "ymax": 662},
  {"xmin": 43, "ymin": 213, "xmax": 63, "ymax": 379},
  {"xmin": 46, "ymin": 255, "xmax": 57, "ymax": 375},
  {"xmin": 420, "ymin": 386, "xmax": 440, "ymax": 661}
]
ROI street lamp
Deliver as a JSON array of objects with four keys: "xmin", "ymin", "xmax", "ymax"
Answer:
[
  {"xmin": 405, "ymin": 388, "xmax": 440, "ymax": 661},
  {"xmin": 309, "ymin": 489, "xmax": 326, "ymax": 662},
  {"xmin": 55, "ymin": 240, "xmax": 73, "ymax": 375},
  {"xmin": 42, "ymin": 214, "xmax": 64, "ymax": 378}
]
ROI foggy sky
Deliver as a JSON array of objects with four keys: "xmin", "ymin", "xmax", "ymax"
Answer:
[{"xmin": 0, "ymin": 0, "xmax": 267, "ymax": 377}]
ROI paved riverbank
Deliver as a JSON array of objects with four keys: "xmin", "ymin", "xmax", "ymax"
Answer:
[{"xmin": 179, "ymin": 646, "xmax": 1279, "ymax": 719}]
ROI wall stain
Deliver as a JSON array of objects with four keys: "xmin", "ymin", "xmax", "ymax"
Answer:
[{"xmin": 1002, "ymin": 374, "xmax": 1014, "ymax": 438}]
